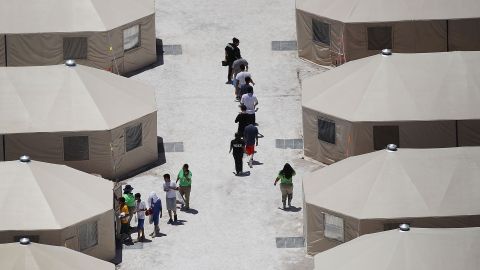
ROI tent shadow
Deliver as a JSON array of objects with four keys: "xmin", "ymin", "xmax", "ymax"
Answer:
[{"xmin": 123, "ymin": 38, "xmax": 164, "ymax": 77}]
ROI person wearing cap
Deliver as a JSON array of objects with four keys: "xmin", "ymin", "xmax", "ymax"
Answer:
[
  {"xmin": 224, "ymin": 37, "xmax": 241, "ymax": 84},
  {"xmin": 176, "ymin": 164, "xmax": 192, "ymax": 210},
  {"xmin": 123, "ymin": 185, "xmax": 136, "ymax": 228}
]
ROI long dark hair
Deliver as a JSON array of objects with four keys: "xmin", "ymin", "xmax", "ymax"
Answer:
[{"xmin": 280, "ymin": 163, "xmax": 295, "ymax": 179}]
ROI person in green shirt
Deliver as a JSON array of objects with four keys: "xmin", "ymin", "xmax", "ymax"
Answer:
[
  {"xmin": 176, "ymin": 164, "xmax": 192, "ymax": 210},
  {"xmin": 274, "ymin": 163, "xmax": 296, "ymax": 210},
  {"xmin": 122, "ymin": 185, "xmax": 136, "ymax": 227}
]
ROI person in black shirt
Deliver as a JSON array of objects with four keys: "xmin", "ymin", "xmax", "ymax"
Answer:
[
  {"xmin": 229, "ymin": 132, "xmax": 245, "ymax": 175},
  {"xmin": 225, "ymin": 37, "xmax": 241, "ymax": 84},
  {"xmin": 235, "ymin": 104, "xmax": 250, "ymax": 135}
]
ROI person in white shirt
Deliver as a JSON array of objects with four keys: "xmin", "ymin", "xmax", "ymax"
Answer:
[
  {"xmin": 235, "ymin": 64, "xmax": 255, "ymax": 100},
  {"xmin": 240, "ymin": 85, "xmax": 258, "ymax": 125},
  {"xmin": 163, "ymin": 173, "xmax": 179, "ymax": 224},
  {"xmin": 134, "ymin": 193, "xmax": 147, "ymax": 241}
]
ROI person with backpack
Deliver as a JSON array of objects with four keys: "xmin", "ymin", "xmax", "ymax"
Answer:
[
  {"xmin": 274, "ymin": 163, "xmax": 296, "ymax": 209},
  {"xmin": 224, "ymin": 37, "xmax": 241, "ymax": 84}
]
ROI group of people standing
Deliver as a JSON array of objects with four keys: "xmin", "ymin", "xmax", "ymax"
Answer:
[
  {"xmin": 224, "ymin": 38, "xmax": 295, "ymax": 210},
  {"xmin": 117, "ymin": 164, "xmax": 192, "ymax": 243}
]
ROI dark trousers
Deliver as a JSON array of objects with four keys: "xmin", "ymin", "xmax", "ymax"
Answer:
[
  {"xmin": 228, "ymin": 65, "xmax": 233, "ymax": 81},
  {"xmin": 233, "ymin": 153, "xmax": 243, "ymax": 174},
  {"xmin": 247, "ymin": 113, "xmax": 256, "ymax": 125}
]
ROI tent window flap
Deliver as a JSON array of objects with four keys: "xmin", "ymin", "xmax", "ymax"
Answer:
[
  {"xmin": 126, "ymin": 123, "xmax": 142, "ymax": 152},
  {"xmin": 373, "ymin": 125, "xmax": 399, "ymax": 150},
  {"xmin": 324, "ymin": 213, "xmax": 344, "ymax": 242},
  {"xmin": 63, "ymin": 136, "xmax": 89, "ymax": 161},
  {"xmin": 312, "ymin": 19, "xmax": 330, "ymax": 46},
  {"xmin": 124, "ymin": 25, "xmax": 140, "ymax": 51},
  {"xmin": 63, "ymin": 37, "xmax": 88, "ymax": 60},
  {"xmin": 79, "ymin": 221, "xmax": 98, "ymax": 251},
  {"xmin": 318, "ymin": 118, "xmax": 336, "ymax": 144},
  {"xmin": 368, "ymin": 26, "xmax": 392, "ymax": 50}
]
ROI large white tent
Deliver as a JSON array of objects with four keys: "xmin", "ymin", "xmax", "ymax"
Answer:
[
  {"xmin": 0, "ymin": 64, "xmax": 158, "ymax": 179},
  {"xmin": 303, "ymin": 147, "xmax": 480, "ymax": 255},
  {"xmin": 314, "ymin": 227, "xmax": 480, "ymax": 270},
  {"xmin": 0, "ymin": 159, "xmax": 115, "ymax": 261},
  {"xmin": 0, "ymin": 0, "xmax": 157, "ymax": 74},
  {"xmin": 302, "ymin": 51, "xmax": 480, "ymax": 164},
  {"xmin": 1, "ymin": 241, "xmax": 115, "ymax": 270},
  {"xmin": 296, "ymin": 0, "xmax": 480, "ymax": 65}
]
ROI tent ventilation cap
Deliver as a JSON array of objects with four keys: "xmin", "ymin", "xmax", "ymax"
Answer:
[
  {"xmin": 65, "ymin": 59, "xmax": 76, "ymax": 67},
  {"xmin": 19, "ymin": 238, "xmax": 31, "ymax": 245},
  {"xmin": 386, "ymin": 144, "xmax": 398, "ymax": 152},
  {"xmin": 399, "ymin": 224, "xmax": 410, "ymax": 232},
  {"xmin": 381, "ymin": 49, "xmax": 392, "ymax": 56},
  {"xmin": 19, "ymin": 155, "xmax": 31, "ymax": 163}
]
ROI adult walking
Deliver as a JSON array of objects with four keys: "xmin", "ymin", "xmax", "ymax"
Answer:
[
  {"xmin": 240, "ymin": 86, "xmax": 258, "ymax": 125},
  {"xmin": 243, "ymin": 124, "xmax": 259, "ymax": 168},
  {"xmin": 274, "ymin": 163, "xmax": 296, "ymax": 209},
  {"xmin": 176, "ymin": 164, "xmax": 192, "ymax": 210},
  {"xmin": 224, "ymin": 37, "xmax": 241, "ymax": 84},
  {"xmin": 148, "ymin": 191, "xmax": 163, "ymax": 237},
  {"xmin": 229, "ymin": 132, "xmax": 245, "ymax": 175},
  {"xmin": 235, "ymin": 104, "xmax": 250, "ymax": 135},
  {"xmin": 163, "ymin": 173, "xmax": 179, "ymax": 224},
  {"xmin": 235, "ymin": 64, "xmax": 254, "ymax": 100}
]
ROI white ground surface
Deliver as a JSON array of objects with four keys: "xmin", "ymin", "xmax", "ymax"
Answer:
[{"xmin": 120, "ymin": 0, "xmax": 327, "ymax": 269}]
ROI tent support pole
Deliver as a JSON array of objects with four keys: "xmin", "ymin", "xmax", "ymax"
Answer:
[{"xmin": 455, "ymin": 120, "xmax": 459, "ymax": 147}]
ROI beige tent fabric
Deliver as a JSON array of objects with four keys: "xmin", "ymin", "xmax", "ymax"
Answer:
[
  {"xmin": 0, "ymin": 160, "xmax": 113, "ymax": 230},
  {"xmin": 302, "ymin": 52, "xmax": 480, "ymax": 122},
  {"xmin": 0, "ymin": 37, "xmax": 5, "ymax": 66},
  {"xmin": 314, "ymin": 227, "xmax": 480, "ymax": 270},
  {"xmin": 0, "ymin": 160, "xmax": 115, "ymax": 260},
  {"xmin": 0, "ymin": 64, "xmax": 156, "ymax": 133},
  {"xmin": 296, "ymin": 0, "xmax": 480, "ymax": 23},
  {"xmin": 302, "ymin": 52, "xmax": 480, "ymax": 164},
  {"xmin": 1, "ymin": 242, "xmax": 115, "ymax": 270},
  {"xmin": 303, "ymin": 147, "xmax": 480, "ymax": 254},
  {"xmin": 0, "ymin": 0, "xmax": 154, "ymax": 33}
]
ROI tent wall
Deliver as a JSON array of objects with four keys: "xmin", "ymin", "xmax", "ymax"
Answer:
[
  {"xmin": 304, "ymin": 203, "xmax": 359, "ymax": 255},
  {"xmin": 0, "ymin": 36, "xmax": 5, "ymax": 66},
  {"xmin": 296, "ymin": 10, "xmax": 345, "ymax": 66},
  {"xmin": 344, "ymin": 21, "xmax": 446, "ymax": 62},
  {"xmin": 303, "ymin": 108, "xmax": 463, "ymax": 164},
  {"xmin": 0, "ymin": 230, "xmax": 60, "ymax": 245},
  {"xmin": 0, "ymin": 135, "xmax": 3, "ymax": 161},
  {"xmin": 448, "ymin": 19, "xmax": 480, "ymax": 50},
  {"xmin": 4, "ymin": 131, "xmax": 114, "ymax": 178},
  {"xmin": 2, "ymin": 14, "xmax": 156, "ymax": 74},
  {"xmin": 303, "ymin": 107, "xmax": 354, "ymax": 164},
  {"xmin": 458, "ymin": 120, "xmax": 480, "ymax": 146},
  {"xmin": 111, "ymin": 112, "xmax": 158, "ymax": 179},
  {"xmin": 61, "ymin": 210, "xmax": 115, "ymax": 261}
]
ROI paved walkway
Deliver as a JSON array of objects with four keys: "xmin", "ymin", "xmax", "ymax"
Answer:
[{"xmin": 120, "ymin": 0, "xmax": 326, "ymax": 269}]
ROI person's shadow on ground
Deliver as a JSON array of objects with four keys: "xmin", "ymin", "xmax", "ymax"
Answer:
[
  {"xmin": 171, "ymin": 219, "xmax": 187, "ymax": 226},
  {"xmin": 180, "ymin": 208, "xmax": 199, "ymax": 214},
  {"xmin": 234, "ymin": 171, "xmax": 251, "ymax": 177},
  {"xmin": 278, "ymin": 206, "xmax": 302, "ymax": 212},
  {"xmin": 252, "ymin": 160, "xmax": 263, "ymax": 166}
]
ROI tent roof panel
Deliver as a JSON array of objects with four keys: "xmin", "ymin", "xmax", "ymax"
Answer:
[
  {"xmin": 0, "ymin": 0, "xmax": 154, "ymax": 33},
  {"xmin": 0, "ymin": 64, "xmax": 157, "ymax": 134},
  {"xmin": 302, "ymin": 51, "xmax": 480, "ymax": 122}
]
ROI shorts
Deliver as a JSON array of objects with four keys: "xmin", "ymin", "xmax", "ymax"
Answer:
[
  {"xmin": 166, "ymin": 197, "xmax": 176, "ymax": 211},
  {"xmin": 137, "ymin": 218, "xmax": 145, "ymax": 229},
  {"xmin": 245, "ymin": 145, "xmax": 255, "ymax": 155},
  {"xmin": 120, "ymin": 223, "xmax": 130, "ymax": 235},
  {"xmin": 280, "ymin": 184, "xmax": 293, "ymax": 195}
]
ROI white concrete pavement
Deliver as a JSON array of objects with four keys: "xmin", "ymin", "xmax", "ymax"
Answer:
[{"xmin": 119, "ymin": 0, "xmax": 326, "ymax": 269}]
